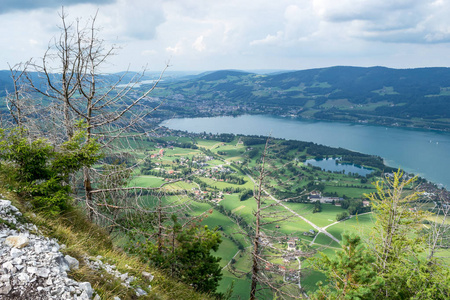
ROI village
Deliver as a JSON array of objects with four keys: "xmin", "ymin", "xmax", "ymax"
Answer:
[{"xmin": 133, "ymin": 130, "xmax": 450, "ymax": 297}]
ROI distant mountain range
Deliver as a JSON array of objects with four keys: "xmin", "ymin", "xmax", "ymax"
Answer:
[
  {"xmin": 2, "ymin": 66, "xmax": 450, "ymax": 130},
  {"xmin": 149, "ymin": 66, "xmax": 450, "ymax": 130},
  {"xmin": 0, "ymin": 70, "xmax": 160, "ymax": 97}
]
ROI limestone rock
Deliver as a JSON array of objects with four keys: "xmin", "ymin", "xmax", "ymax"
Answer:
[
  {"xmin": 17, "ymin": 272, "xmax": 30, "ymax": 282},
  {"xmin": 36, "ymin": 267, "xmax": 51, "ymax": 278},
  {"xmin": 2, "ymin": 261, "xmax": 16, "ymax": 273},
  {"xmin": 136, "ymin": 287, "xmax": 148, "ymax": 296},
  {"xmin": 78, "ymin": 290, "xmax": 90, "ymax": 300},
  {"xmin": 79, "ymin": 282, "xmax": 94, "ymax": 298},
  {"xmin": 55, "ymin": 255, "xmax": 71, "ymax": 272},
  {"xmin": 0, "ymin": 200, "xmax": 11, "ymax": 207},
  {"xmin": 142, "ymin": 271, "xmax": 154, "ymax": 282},
  {"xmin": 1, "ymin": 198, "xmax": 97, "ymax": 299},
  {"xmin": 65, "ymin": 255, "xmax": 80, "ymax": 271},
  {"xmin": 10, "ymin": 247, "xmax": 23, "ymax": 258},
  {"xmin": 0, "ymin": 282, "xmax": 12, "ymax": 295},
  {"xmin": 5, "ymin": 235, "xmax": 29, "ymax": 248}
]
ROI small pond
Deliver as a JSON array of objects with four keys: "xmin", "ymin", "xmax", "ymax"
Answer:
[{"xmin": 304, "ymin": 158, "xmax": 373, "ymax": 176}]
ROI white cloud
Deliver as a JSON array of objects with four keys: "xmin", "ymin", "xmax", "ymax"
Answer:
[
  {"xmin": 166, "ymin": 41, "xmax": 184, "ymax": 55},
  {"xmin": 141, "ymin": 49, "xmax": 158, "ymax": 56},
  {"xmin": 2, "ymin": 0, "xmax": 450, "ymax": 71},
  {"xmin": 313, "ymin": 0, "xmax": 422, "ymax": 22},
  {"xmin": 95, "ymin": 0, "xmax": 165, "ymax": 41},
  {"xmin": 312, "ymin": 0, "xmax": 450, "ymax": 44},
  {"xmin": 250, "ymin": 31, "xmax": 284, "ymax": 46},
  {"xmin": 249, "ymin": 1, "xmax": 321, "ymax": 48},
  {"xmin": 192, "ymin": 36, "xmax": 206, "ymax": 52}
]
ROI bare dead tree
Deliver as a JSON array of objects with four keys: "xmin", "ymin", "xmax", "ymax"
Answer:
[
  {"xmin": 10, "ymin": 8, "xmax": 171, "ymax": 227},
  {"xmin": 4, "ymin": 62, "xmax": 47, "ymax": 135},
  {"xmin": 425, "ymin": 190, "xmax": 450, "ymax": 261},
  {"xmin": 240, "ymin": 139, "xmax": 314, "ymax": 300},
  {"xmin": 249, "ymin": 138, "xmax": 269, "ymax": 300},
  {"xmin": 5, "ymin": 63, "xmax": 27, "ymax": 127}
]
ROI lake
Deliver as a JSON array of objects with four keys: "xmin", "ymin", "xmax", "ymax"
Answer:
[
  {"xmin": 305, "ymin": 158, "xmax": 373, "ymax": 177},
  {"xmin": 161, "ymin": 115, "xmax": 450, "ymax": 188}
]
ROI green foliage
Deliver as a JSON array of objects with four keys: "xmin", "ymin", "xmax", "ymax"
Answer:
[
  {"xmin": 238, "ymin": 189, "xmax": 253, "ymax": 201},
  {"xmin": 311, "ymin": 233, "xmax": 384, "ymax": 300},
  {"xmin": 29, "ymin": 178, "xmax": 72, "ymax": 212},
  {"xmin": 128, "ymin": 218, "xmax": 223, "ymax": 296},
  {"xmin": 246, "ymin": 148, "xmax": 260, "ymax": 159},
  {"xmin": 336, "ymin": 211, "xmax": 349, "ymax": 221},
  {"xmin": 141, "ymin": 157, "xmax": 156, "ymax": 174},
  {"xmin": 174, "ymin": 225, "xmax": 222, "ymax": 295},
  {"xmin": 366, "ymin": 170, "xmax": 450, "ymax": 299},
  {"xmin": 313, "ymin": 170, "xmax": 450, "ymax": 299},
  {"xmin": 313, "ymin": 200, "xmax": 322, "ymax": 213},
  {"xmin": 0, "ymin": 128, "xmax": 53, "ymax": 183},
  {"xmin": 341, "ymin": 198, "xmax": 369, "ymax": 215},
  {"xmin": 0, "ymin": 127, "xmax": 101, "ymax": 215}
]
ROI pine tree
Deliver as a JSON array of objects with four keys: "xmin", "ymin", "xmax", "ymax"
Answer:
[
  {"xmin": 366, "ymin": 170, "xmax": 450, "ymax": 299},
  {"xmin": 311, "ymin": 233, "xmax": 384, "ymax": 300},
  {"xmin": 128, "ymin": 215, "xmax": 222, "ymax": 295}
]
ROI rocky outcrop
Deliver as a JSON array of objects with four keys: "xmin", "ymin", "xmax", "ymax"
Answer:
[
  {"xmin": 84, "ymin": 256, "xmax": 151, "ymax": 297},
  {"xmin": 0, "ymin": 196, "xmax": 154, "ymax": 299},
  {"xmin": 0, "ymin": 198, "xmax": 95, "ymax": 299}
]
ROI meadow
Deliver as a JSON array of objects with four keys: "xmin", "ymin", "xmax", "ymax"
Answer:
[{"xmin": 125, "ymin": 132, "xmax": 443, "ymax": 298}]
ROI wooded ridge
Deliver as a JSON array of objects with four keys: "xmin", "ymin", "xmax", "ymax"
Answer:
[{"xmin": 145, "ymin": 66, "xmax": 450, "ymax": 131}]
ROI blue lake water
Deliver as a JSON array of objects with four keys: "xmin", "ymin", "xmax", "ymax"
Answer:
[
  {"xmin": 305, "ymin": 158, "xmax": 373, "ymax": 177},
  {"xmin": 161, "ymin": 115, "xmax": 450, "ymax": 188}
]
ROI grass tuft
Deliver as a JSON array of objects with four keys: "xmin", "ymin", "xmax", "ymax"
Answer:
[{"xmin": 0, "ymin": 186, "xmax": 212, "ymax": 300}]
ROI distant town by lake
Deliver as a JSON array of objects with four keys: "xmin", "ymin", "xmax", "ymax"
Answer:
[{"xmin": 161, "ymin": 115, "xmax": 450, "ymax": 189}]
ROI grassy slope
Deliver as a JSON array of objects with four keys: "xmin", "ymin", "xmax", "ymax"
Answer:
[{"xmin": 0, "ymin": 187, "xmax": 213, "ymax": 300}]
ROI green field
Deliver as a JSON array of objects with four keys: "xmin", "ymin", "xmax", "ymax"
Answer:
[
  {"xmin": 285, "ymin": 202, "xmax": 346, "ymax": 228},
  {"xmin": 196, "ymin": 139, "xmax": 225, "ymax": 148},
  {"xmin": 119, "ymin": 133, "xmax": 445, "ymax": 299},
  {"xmin": 197, "ymin": 176, "xmax": 253, "ymax": 190},
  {"xmin": 219, "ymin": 269, "xmax": 251, "ymax": 297},
  {"xmin": 327, "ymin": 213, "xmax": 376, "ymax": 239},
  {"xmin": 128, "ymin": 175, "xmax": 165, "ymax": 187}
]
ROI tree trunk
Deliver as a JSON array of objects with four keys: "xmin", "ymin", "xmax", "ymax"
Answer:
[{"xmin": 84, "ymin": 167, "xmax": 93, "ymax": 220}]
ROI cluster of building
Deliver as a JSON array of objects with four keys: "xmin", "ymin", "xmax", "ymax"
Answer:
[
  {"xmin": 308, "ymin": 191, "xmax": 370, "ymax": 207},
  {"xmin": 308, "ymin": 191, "xmax": 343, "ymax": 204},
  {"xmin": 150, "ymin": 148, "xmax": 165, "ymax": 159}
]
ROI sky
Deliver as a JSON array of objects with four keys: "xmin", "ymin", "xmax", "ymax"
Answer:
[{"xmin": 1, "ymin": 0, "xmax": 450, "ymax": 73}]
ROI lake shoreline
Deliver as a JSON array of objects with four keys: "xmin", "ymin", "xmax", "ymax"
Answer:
[
  {"xmin": 160, "ymin": 115, "xmax": 450, "ymax": 189},
  {"xmin": 159, "ymin": 112, "xmax": 450, "ymax": 133}
]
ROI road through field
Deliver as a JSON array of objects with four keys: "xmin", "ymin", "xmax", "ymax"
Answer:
[{"xmin": 245, "ymin": 173, "xmax": 341, "ymax": 244}]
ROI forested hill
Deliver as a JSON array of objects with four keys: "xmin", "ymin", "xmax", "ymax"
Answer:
[
  {"xmin": 0, "ymin": 70, "xmax": 13, "ymax": 95},
  {"xmin": 0, "ymin": 70, "xmax": 155, "ymax": 97},
  {"xmin": 3, "ymin": 66, "xmax": 450, "ymax": 130},
  {"xmin": 150, "ymin": 66, "xmax": 450, "ymax": 131}
]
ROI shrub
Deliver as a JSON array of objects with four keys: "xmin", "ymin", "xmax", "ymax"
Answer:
[
  {"xmin": 336, "ymin": 211, "xmax": 349, "ymax": 221},
  {"xmin": 0, "ymin": 127, "xmax": 101, "ymax": 215}
]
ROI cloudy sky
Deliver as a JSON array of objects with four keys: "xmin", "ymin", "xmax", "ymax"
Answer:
[{"xmin": 1, "ymin": 0, "xmax": 450, "ymax": 73}]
